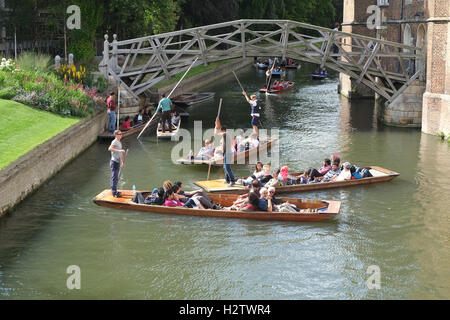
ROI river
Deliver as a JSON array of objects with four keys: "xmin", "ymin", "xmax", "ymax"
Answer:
[{"xmin": 0, "ymin": 63, "xmax": 449, "ymax": 299}]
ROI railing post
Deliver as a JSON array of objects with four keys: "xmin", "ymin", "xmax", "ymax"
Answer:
[
  {"xmin": 111, "ymin": 34, "xmax": 118, "ymax": 73},
  {"xmin": 241, "ymin": 22, "xmax": 246, "ymax": 60},
  {"xmin": 98, "ymin": 34, "xmax": 109, "ymax": 77},
  {"xmin": 55, "ymin": 55, "xmax": 61, "ymax": 70},
  {"xmin": 68, "ymin": 53, "xmax": 74, "ymax": 67}
]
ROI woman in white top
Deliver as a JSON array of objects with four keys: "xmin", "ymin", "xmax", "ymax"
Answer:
[{"xmin": 333, "ymin": 162, "xmax": 352, "ymax": 182}]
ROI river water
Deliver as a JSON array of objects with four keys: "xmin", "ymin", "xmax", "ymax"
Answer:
[{"xmin": 0, "ymin": 63, "xmax": 449, "ymax": 299}]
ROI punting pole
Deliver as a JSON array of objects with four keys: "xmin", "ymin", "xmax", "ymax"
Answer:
[
  {"xmin": 232, "ymin": 70, "xmax": 264, "ymax": 128},
  {"xmin": 116, "ymin": 79, "xmax": 121, "ymax": 130},
  {"xmin": 137, "ymin": 57, "xmax": 199, "ymax": 140},
  {"xmin": 207, "ymin": 98, "xmax": 223, "ymax": 181}
]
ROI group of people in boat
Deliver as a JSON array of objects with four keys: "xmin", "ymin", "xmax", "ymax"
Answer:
[
  {"xmin": 131, "ymin": 179, "xmax": 303, "ymax": 213},
  {"xmin": 312, "ymin": 67, "xmax": 327, "ymax": 77},
  {"xmin": 189, "ymin": 129, "xmax": 260, "ymax": 161},
  {"xmin": 235, "ymin": 155, "xmax": 373, "ymax": 189}
]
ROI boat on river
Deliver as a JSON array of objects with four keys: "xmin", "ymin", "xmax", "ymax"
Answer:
[
  {"xmin": 259, "ymin": 81, "xmax": 295, "ymax": 94},
  {"xmin": 194, "ymin": 166, "xmax": 400, "ymax": 194},
  {"xmin": 172, "ymin": 92, "xmax": 215, "ymax": 107},
  {"xmin": 176, "ymin": 138, "xmax": 277, "ymax": 165},
  {"xmin": 157, "ymin": 118, "xmax": 181, "ymax": 139},
  {"xmin": 312, "ymin": 71, "xmax": 327, "ymax": 80},
  {"xmin": 93, "ymin": 190, "xmax": 341, "ymax": 222}
]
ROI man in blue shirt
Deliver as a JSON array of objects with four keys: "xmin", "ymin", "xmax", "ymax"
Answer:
[{"xmin": 156, "ymin": 94, "xmax": 173, "ymax": 133}]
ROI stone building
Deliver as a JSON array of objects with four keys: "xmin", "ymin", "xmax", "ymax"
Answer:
[{"xmin": 340, "ymin": 0, "xmax": 449, "ymax": 135}]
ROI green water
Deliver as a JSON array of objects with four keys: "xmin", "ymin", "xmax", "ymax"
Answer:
[{"xmin": 0, "ymin": 64, "xmax": 449, "ymax": 299}]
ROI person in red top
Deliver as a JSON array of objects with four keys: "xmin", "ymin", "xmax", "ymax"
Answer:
[
  {"xmin": 241, "ymin": 191, "xmax": 260, "ymax": 212},
  {"xmin": 120, "ymin": 116, "xmax": 131, "ymax": 131},
  {"xmin": 106, "ymin": 92, "xmax": 118, "ymax": 134}
]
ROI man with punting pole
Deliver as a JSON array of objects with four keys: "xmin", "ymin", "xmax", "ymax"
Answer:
[{"xmin": 108, "ymin": 130, "xmax": 125, "ymax": 198}]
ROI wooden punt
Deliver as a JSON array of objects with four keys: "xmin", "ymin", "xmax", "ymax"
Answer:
[
  {"xmin": 176, "ymin": 138, "xmax": 277, "ymax": 165},
  {"xmin": 259, "ymin": 81, "xmax": 295, "ymax": 94},
  {"xmin": 194, "ymin": 166, "xmax": 400, "ymax": 194},
  {"xmin": 312, "ymin": 72, "xmax": 327, "ymax": 80},
  {"xmin": 172, "ymin": 92, "xmax": 215, "ymax": 107},
  {"xmin": 285, "ymin": 63, "xmax": 300, "ymax": 69},
  {"xmin": 157, "ymin": 118, "xmax": 181, "ymax": 139},
  {"xmin": 93, "ymin": 189, "xmax": 341, "ymax": 222}
]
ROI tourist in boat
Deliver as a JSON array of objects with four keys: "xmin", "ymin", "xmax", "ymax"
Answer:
[
  {"xmin": 143, "ymin": 106, "xmax": 151, "ymax": 122},
  {"xmin": 144, "ymin": 187, "xmax": 165, "ymax": 205},
  {"xmin": 215, "ymin": 117, "xmax": 235, "ymax": 187},
  {"xmin": 264, "ymin": 168, "xmax": 284, "ymax": 188},
  {"xmin": 234, "ymin": 129, "xmax": 246, "ymax": 152},
  {"xmin": 308, "ymin": 158, "xmax": 332, "ymax": 181},
  {"xmin": 332, "ymin": 162, "xmax": 352, "ymax": 182},
  {"xmin": 242, "ymin": 91, "xmax": 261, "ymax": 137},
  {"xmin": 267, "ymin": 187, "xmax": 281, "ymax": 205},
  {"xmin": 120, "ymin": 116, "xmax": 131, "ymax": 131},
  {"xmin": 107, "ymin": 130, "xmax": 125, "ymax": 198},
  {"xmin": 237, "ymin": 161, "xmax": 264, "ymax": 186},
  {"xmin": 258, "ymin": 165, "xmax": 273, "ymax": 185},
  {"xmin": 163, "ymin": 180, "xmax": 174, "ymax": 192},
  {"xmin": 258, "ymin": 188, "xmax": 273, "ymax": 212},
  {"xmin": 106, "ymin": 92, "xmax": 118, "ymax": 134},
  {"xmin": 156, "ymin": 93, "xmax": 173, "ymax": 133},
  {"xmin": 239, "ymin": 132, "xmax": 259, "ymax": 152},
  {"xmin": 191, "ymin": 139, "xmax": 214, "ymax": 160},
  {"xmin": 133, "ymin": 109, "xmax": 145, "ymax": 126},
  {"xmin": 316, "ymin": 162, "xmax": 341, "ymax": 182},
  {"xmin": 173, "ymin": 181, "xmax": 217, "ymax": 209},
  {"xmin": 171, "ymin": 110, "xmax": 180, "ymax": 127},
  {"xmin": 164, "ymin": 189, "xmax": 185, "ymax": 207},
  {"xmin": 299, "ymin": 169, "xmax": 312, "ymax": 184},
  {"xmin": 240, "ymin": 192, "xmax": 260, "ymax": 212}
]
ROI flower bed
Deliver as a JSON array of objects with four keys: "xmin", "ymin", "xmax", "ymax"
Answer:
[{"xmin": 0, "ymin": 57, "xmax": 106, "ymax": 117}]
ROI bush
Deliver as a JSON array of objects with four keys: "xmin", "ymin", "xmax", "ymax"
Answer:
[
  {"xmin": 0, "ymin": 87, "xmax": 18, "ymax": 99},
  {"xmin": 68, "ymin": 39, "xmax": 96, "ymax": 64},
  {"xmin": 0, "ymin": 58, "xmax": 16, "ymax": 72},
  {"xmin": 16, "ymin": 52, "xmax": 52, "ymax": 73}
]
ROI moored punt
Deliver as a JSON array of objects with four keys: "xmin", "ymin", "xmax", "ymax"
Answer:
[
  {"xmin": 259, "ymin": 81, "xmax": 295, "ymax": 94},
  {"xmin": 285, "ymin": 63, "xmax": 300, "ymax": 69},
  {"xmin": 176, "ymin": 138, "xmax": 277, "ymax": 165},
  {"xmin": 93, "ymin": 189, "xmax": 341, "ymax": 222},
  {"xmin": 172, "ymin": 92, "xmax": 215, "ymax": 107},
  {"xmin": 194, "ymin": 166, "xmax": 400, "ymax": 194},
  {"xmin": 255, "ymin": 62, "xmax": 268, "ymax": 70},
  {"xmin": 157, "ymin": 118, "xmax": 181, "ymax": 139}
]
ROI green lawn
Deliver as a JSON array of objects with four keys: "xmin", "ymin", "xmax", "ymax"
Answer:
[{"xmin": 0, "ymin": 99, "xmax": 79, "ymax": 169}]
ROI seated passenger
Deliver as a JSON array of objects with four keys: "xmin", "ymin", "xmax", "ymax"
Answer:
[
  {"xmin": 237, "ymin": 161, "xmax": 264, "ymax": 186},
  {"xmin": 240, "ymin": 192, "xmax": 260, "ymax": 212},
  {"xmin": 190, "ymin": 139, "xmax": 214, "ymax": 160},
  {"xmin": 171, "ymin": 110, "xmax": 180, "ymax": 126},
  {"xmin": 120, "ymin": 116, "xmax": 132, "ymax": 131},
  {"xmin": 268, "ymin": 187, "xmax": 281, "ymax": 205},
  {"xmin": 258, "ymin": 165, "xmax": 272, "ymax": 185},
  {"xmin": 239, "ymin": 133, "xmax": 259, "ymax": 151},
  {"xmin": 308, "ymin": 158, "xmax": 332, "ymax": 181},
  {"xmin": 144, "ymin": 187, "xmax": 165, "ymax": 205},
  {"xmin": 164, "ymin": 189, "xmax": 185, "ymax": 207},
  {"xmin": 299, "ymin": 169, "xmax": 312, "ymax": 184},
  {"xmin": 235, "ymin": 129, "xmax": 246, "ymax": 153},
  {"xmin": 258, "ymin": 188, "xmax": 273, "ymax": 212},
  {"xmin": 174, "ymin": 181, "xmax": 216, "ymax": 209},
  {"xmin": 143, "ymin": 106, "xmax": 151, "ymax": 122},
  {"xmin": 264, "ymin": 168, "xmax": 284, "ymax": 188},
  {"xmin": 333, "ymin": 162, "xmax": 352, "ymax": 182},
  {"xmin": 317, "ymin": 162, "xmax": 341, "ymax": 182},
  {"xmin": 133, "ymin": 109, "xmax": 145, "ymax": 126}
]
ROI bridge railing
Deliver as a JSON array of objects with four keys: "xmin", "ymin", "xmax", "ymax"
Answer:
[{"xmin": 99, "ymin": 19, "xmax": 423, "ymax": 102}]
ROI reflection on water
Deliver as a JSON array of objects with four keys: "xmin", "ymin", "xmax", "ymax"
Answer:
[{"xmin": 0, "ymin": 63, "xmax": 449, "ymax": 299}]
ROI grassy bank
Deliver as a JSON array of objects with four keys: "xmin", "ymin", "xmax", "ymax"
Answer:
[{"xmin": 0, "ymin": 99, "xmax": 79, "ymax": 169}]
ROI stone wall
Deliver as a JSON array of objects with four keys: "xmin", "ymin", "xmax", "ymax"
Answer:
[{"xmin": 0, "ymin": 111, "xmax": 107, "ymax": 217}]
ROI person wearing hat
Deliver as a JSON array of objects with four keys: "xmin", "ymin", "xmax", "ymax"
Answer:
[
  {"xmin": 333, "ymin": 162, "xmax": 352, "ymax": 182},
  {"xmin": 242, "ymin": 91, "xmax": 261, "ymax": 137}
]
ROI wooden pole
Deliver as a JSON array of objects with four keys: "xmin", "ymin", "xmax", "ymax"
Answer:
[
  {"xmin": 137, "ymin": 57, "xmax": 199, "ymax": 140},
  {"xmin": 207, "ymin": 98, "xmax": 222, "ymax": 181},
  {"xmin": 116, "ymin": 79, "xmax": 121, "ymax": 130}
]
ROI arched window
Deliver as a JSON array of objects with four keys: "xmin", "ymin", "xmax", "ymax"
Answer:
[
  {"xmin": 416, "ymin": 24, "xmax": 426, "ymax": 81},
  {"xmin": 403, "ymin": 24, "xmax": 415, "ymax": 75}
]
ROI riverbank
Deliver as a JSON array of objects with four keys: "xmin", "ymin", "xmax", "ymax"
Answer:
[
  {"xmin": 0, "ymin": 110, "xmax": 106, "ymax": 217},
  {"xmin": 0, "ymin": 99, "xmax": 80, "ymax": 170}
]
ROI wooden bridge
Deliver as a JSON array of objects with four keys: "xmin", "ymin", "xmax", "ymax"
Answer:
[{"xmin": 99, "ymin": 19, "xmax": 424, "ymax": 104}]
